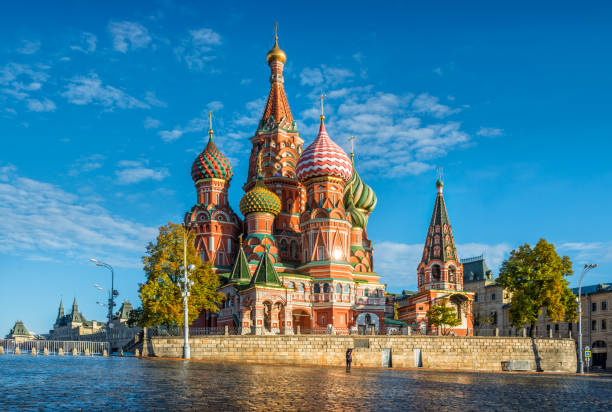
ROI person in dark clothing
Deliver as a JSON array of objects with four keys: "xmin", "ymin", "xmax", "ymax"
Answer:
[{"xmin": 346, "ymin": 348, "xmax": 353, "ymax": 372}]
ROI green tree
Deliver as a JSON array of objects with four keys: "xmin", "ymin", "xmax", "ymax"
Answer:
[
  {"xmin": 138, "ymin": 222, "xmax": 223, "ymax": 327},
  {"xmin": 496, "ymin": 238, "xmax": 578, "ymax": 337},
  {"xmin": 426, "ymin": 302, "xmax": 462, "ymax": 335}
]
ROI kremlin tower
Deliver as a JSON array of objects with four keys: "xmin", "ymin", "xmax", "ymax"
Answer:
[{"xmin": 189, "ymin": 31, "xmax": 387, "ymax": 335}]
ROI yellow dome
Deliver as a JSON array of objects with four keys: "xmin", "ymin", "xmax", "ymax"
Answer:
[
  {"xmin": 266, "ymin": 36, "xmax": 286, "ymax": 64},
  {"xmin": 239, "ymin": 179, "xmax": 282, "ymax": 216}
]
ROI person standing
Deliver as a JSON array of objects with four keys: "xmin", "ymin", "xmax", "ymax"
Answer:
[{"xmin": 346, "ymin": 348, "xmax": 353, "ymax": 372}]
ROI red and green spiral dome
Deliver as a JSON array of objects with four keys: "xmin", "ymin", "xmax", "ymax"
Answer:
[{"xmin": 191, "ymin": 135, "xmax": 233, "ymax": 182}]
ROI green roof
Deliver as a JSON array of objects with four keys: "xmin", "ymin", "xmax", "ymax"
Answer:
[
  {"xmin": 8, "ymin": 320, "xmax": 31, "ymax": 337},
  {"xmin": 384, "ymin": 318, "xmax": 408, "ymax": 326},
  {"xmin": 229, "ymin": 246, "xmax": 252, "ymax": 283},
  {"xmin": 250, "ymin": 251, "xmax": 281, "ymax": 286}
]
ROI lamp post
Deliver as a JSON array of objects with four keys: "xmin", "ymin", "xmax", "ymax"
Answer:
[
  {"xmin": 90, "ymin": 258, "xmax": 117, "ymax": 343},
  {"xmin": 577, "ymin": 263, "xmax": 597, "ymax": 374},
  {"xmin": 179, "ymin": 224, "xmax": 196, "ymax": 359}
]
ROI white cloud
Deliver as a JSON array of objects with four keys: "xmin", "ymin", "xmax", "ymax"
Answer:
[
  {"xmin": 108, "ymin": 21, "xmax": 151, "ymax": 53},
  {"xmin": 559, "ymin": 242, "xmax": 612, "ymax": 265},
  {"xmin": 158, "ymin": 129, "xmax": 183, "ymax": 142},
  {"xmin": 412, "ymin": 93, "xmax": 460, "ymax": 118},
  {"xmin": 68, "ymin": 154, "xmax": 105, "ymax": 176},
  {"xmin": 63, "ymin": 73, "xmax": 149, "ymax": 109},
  {"xmin": 144, "ymin": 116, "xmax": 161, "ymax": 129},
  {"xmin": 70, "ymin": 32, "xmax": 97, "ymax": 53},
  {"xmin": 144, "ymin": 91, "xmax": 166, "ymax": 107},
  {"xmin": 0, "ymin": 166, "xmax": 156, "ymax": 267},
  {"xmin": 175, "ymin": 28, "xmax": 221, "ymax": 70},
  {"xmin": 207, "ymin": 100, "xmax": 223, "ymax": 111},
  {"xmin": 433, "ymin": 67, "xmax": 442, "ymax": 75},
  {"xmin": 375, "ymin": 240, "xmax": 512, "ymax": 291},
  {"xmin": 27, "ymin": 98, "xmax": 56, "ymax": 112},
  {"xmin": 158, "ymin": 100, "xmax": 231, "ymax": 142},
  {"xmin": 0, "ymin": 63, "xmax": 50, "ymax": 104},
  {"xmin": 477, "ymin": 127, "xmax": 504, "ymax": 137},
  {"xmin": 299, "ymin": 65, "xmax": 354, "ymax": 87},
  {"xmin": 115, "ymin": 160, "xmax": 169, "ymax": 184},
  {"xmin": 17, "ymin": 40, "xmax": 41, "ymax": 55}
]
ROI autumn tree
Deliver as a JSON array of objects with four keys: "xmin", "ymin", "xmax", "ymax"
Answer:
[
  {"xmin": 426, "ymin": 302, "xmax": 462, "ymax": 335},
  {"xmin": 138, "ymin": 222, "xmax": 223, "ymax": 327},
  {"xmin": 496, "ymin": 238, "xmax": 577, "ymax": 337}
]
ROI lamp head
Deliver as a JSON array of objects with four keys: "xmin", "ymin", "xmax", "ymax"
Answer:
[
  {"xmin": 187, "ymin": 264, "xmax": 196, "ymax": 272},
  {"xmin": 90, "ymin": 258, "xmax": 98, "ymax": 263}
]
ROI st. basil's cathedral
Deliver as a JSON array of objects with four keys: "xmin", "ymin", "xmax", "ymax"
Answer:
[{"xmin": 185, "ymin": 34, "xmax": 474, "ymax": 335}]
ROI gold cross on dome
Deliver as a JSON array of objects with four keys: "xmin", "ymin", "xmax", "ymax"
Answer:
[
  {"xmin": 208, "ymin": 110, "xmax": 213, "ymax": 131},
  {"xmin": 437, "ymin": 165, "xmax": 443, "ymax": 180},
  {"xmin": 274, "ymin": 22, "xmax": 278, "ymax": 39},
  {"xmin": 349, "ymin": 135, "xmax": 356, "ymax": 155},
  {"xmin": 318, "ymin": 93, "xmax": 327, "ymax": 118}
]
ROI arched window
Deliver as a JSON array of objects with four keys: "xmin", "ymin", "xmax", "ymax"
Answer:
[
  {"xmin": 323, "ymin": 283, "xmax": 330, "ymax": 293},
  {"xmin": 364, "ymin": 289, "xmax": 370, "ymax": 297},
  {"xmin": 288, "ymin": 281, "xmax": 295, "ymax": 290},
  {"xmin": 432, "ymin": 265, "xmax": 441, "ymax": 282},
  {"xmin": 419, "ymin": 268, "xmax": 425, "ymax": 286},
  {"xmin": 298, "ymin": 283, "xmax": 305, "ymax": 292},
  {"xmin": 448, "ymin": 267, "xmax": 456, "ymax": 283},
  {"xmin": 314, "ymin": 284, "xmax": 320, "ymax": 293},
  {"xmin": 335, "ymin": 284, "xmax": 342, "ymax": 294},
  {"xmin": 344, "ymin": 284, "xmax": 350, "ymax": 294}
]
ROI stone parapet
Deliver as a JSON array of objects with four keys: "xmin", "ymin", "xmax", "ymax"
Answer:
[{"xmin": 150, "ymin": 335, "xmax": 577, "ymax": 372}]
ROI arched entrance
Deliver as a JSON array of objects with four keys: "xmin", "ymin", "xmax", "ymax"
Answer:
[
  {"xmin": 355, "ymin": 312, "xmax": 379, "ymax": 334},
  {"xmin": 592, "ymin": 341, "xmax": 607, "ymax": 369},
  {"xmin": 292, "ymin": 309, "xmax": 310, "ymax": 333}
]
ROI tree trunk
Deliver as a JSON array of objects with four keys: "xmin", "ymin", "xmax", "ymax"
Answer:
[{"xmin": 530, "ymin": 322, "xmax": 536, "ymax": 338}]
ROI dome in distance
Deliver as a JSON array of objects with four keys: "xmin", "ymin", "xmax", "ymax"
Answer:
[
  {"xmin": 239, "ymin": 179, "xmax": 282, "ymax": 217},
  {"xmin": 191, "ymin": 132, "xmax": 233, "ymax": 182},
  {"xmin": 296, "ymin": 120, "xmax": 352, "ymax": 183}
]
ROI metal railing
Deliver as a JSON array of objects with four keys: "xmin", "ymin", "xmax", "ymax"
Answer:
[{"xmin": 0, "ymin": 339, "xmax": 109, "ymax": 354}]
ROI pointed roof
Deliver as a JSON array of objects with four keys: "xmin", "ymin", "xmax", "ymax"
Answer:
[
  {"xmin": 420, "ymin": 178, "xmax": 458, "ymax": 265},
  {"xmin": 56, "ymin": 299, "xmax": 64, "ymax": 321},
  {"xmin": 116, "ymin": 300, "xmax": 133, "ymax": 320},
  {"xmin": 71, "ymin": 297, "xmax": 78, "ymax": 314},
  {"xmin": 259, "ymin": 34, "xmax": 294, "ymax": 129},
  {"xmin": 8, "ymin": 320, "xmax": 31, "ymax": 337},
  {"xmin": 250, "ymin": 250, "xmax": 281, "ymax": 286},
  {"xmin": 229, "ymin": 245, "xmax": 252, "ymax": 283},
  {"xmin": 69, "ymin": 297, "xmax": 87, "ymax": 323}
]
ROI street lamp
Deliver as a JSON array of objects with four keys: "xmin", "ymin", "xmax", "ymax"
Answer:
[
  {"xmin": 577, "ymin": 263, "xmax": 597, "ymax": 374},
  {"xmin": 179, "ymin": 222, "xmax": 196, "ymax": 359},
  {"xmin": 90, "ymin": 258, "xmax": 118, "ymax": 342}
]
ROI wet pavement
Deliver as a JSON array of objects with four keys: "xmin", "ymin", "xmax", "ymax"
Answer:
[{"xmin": 1, "ymin": 355, "xmax": 611, "ymax": 411}]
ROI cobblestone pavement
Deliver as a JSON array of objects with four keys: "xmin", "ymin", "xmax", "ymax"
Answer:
[{"xmin": 1, "ymin": 355, "xmax": 611, "ymax": 411}]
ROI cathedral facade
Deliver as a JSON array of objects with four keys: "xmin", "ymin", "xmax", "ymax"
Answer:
[{"xmin": 185, "ymin": 35, "xmax": 385, "ymax": 335}]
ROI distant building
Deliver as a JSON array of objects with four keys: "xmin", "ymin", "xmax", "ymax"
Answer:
[
  {"xmin": 6, "ymin": 320, "xmax": 35, "ymax": 342},
  {"xmin": 462, "ymin": 256, "xmax": 512, "ymax": 336},
  {"xmin": 49, "ymin": 298, "xmax": 105, "ymax": 340}
]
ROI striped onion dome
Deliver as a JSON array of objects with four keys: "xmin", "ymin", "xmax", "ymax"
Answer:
[
  {"xmin": 191, "ymin": 132, "xmax": 233, "ymax": 182},
  {"xmin": 343, "ymin": 158, "xmax": 377, "ymax": 229},
  {"xmin": 239, "ymin": 177, "xmax": 282, "ymax": 217},
  {"xmin": 296, "ymin": 119, "xmax": 352, "ymax": 182}
]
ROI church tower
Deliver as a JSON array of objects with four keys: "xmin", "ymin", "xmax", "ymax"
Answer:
[
  {"xmin": 296, "ymin": 109, "xmax": 353, "ymax": 279},
  {"xmin": 244, "ymin": 31, "xmax": 304, "ymax": 263},
  {"xmin": 186, "ymin": 116, "xmax": 242, "ymax": 269},
  {"xmin": 417, "ymin": 176, "xmax": 463, "ymax": 292}
]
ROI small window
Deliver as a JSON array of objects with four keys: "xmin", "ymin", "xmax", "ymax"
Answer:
[
  {"xmin": 344, "ymin": 284, "xmax": 350, "ymax": 294},
  {"xmin": 555, "ymin": 324, "xmax": 559, "ymax": 332},
  {"xmin": 314, "ymin": 284, "xmax": 320, "ymax": 293},
  {"xmin": 602, "ymin": 301, "xmax": 608, "ymax": 311},
  {"xmin": 491, "ymin": 293, "xmax": 496, "ymax": 301},
  {"xmin": 602, "ymin": 320, "xmax": 607, "ymax": 330},
  {"xmin": 592, "ymin": 320, "xmax": 597, "ymax": 331},
  {"xmin": 288, "ymin": 281, "xmax": 295, "ymax": 290},
  {"xmin": 546, "ymin": 324, "xmax": 550, "ymax": 332},
  {"xmin": 474, "ymin": 293, "xmax": 478, "ymax": 302},
  {"xmin": 335, "ymin": 284, "xmax": 342, "ymax": 294},
  {"xmin": 323, "ymin": 283, "xmax": 329, "ymax": 293},
  {"xmin": 317, "ymin": 246, "xmax": 325, "ymax": 261},
  {"xmin": 298, "ymin": 283, "xmax": 305, "ymax": 292},
  {"xmin": 592, "ymin": 302, "xmax": 597, "ymax": 312},
  {"xmin": 568, "ymin": 323, "xmax": 572, "ymax": 331}
]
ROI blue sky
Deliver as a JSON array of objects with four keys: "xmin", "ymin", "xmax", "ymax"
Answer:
[{"xmin": 1, "ymin": 0, "xmax": 611, "ymax": 334}]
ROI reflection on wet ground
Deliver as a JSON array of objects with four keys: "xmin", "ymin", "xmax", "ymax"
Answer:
[{"xmin": 1, "ymin": 355, "xmax": 611, "ymax": 411}]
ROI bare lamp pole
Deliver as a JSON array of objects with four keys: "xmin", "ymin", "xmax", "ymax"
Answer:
[
  {"xmin": 179, "ymin": 224, "xmax": 196, "ymax": 359},
  {"xmin": 90, "ymin": 258, "xmax": 117, "ymax": 345},
  {"xmin": 577, "ymin": 263, "xmax": 597, "ymax": 374}
]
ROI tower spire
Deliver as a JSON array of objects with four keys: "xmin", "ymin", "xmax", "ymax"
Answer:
[
  {"xmin": 208, "ymin": 110, "xmax": 214, "ymax": 140},
  {"xmin": 349, "ymin": 135, "xmax": 356, "ymax": 161},
  {"xmin": 318, "ymin": 93, "xmax": 327, "ymax": 123}
]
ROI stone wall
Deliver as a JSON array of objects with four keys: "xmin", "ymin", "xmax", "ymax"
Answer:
[{"xmin": 150, "ymin": 335, "xmax": 577, "ymax": 372}]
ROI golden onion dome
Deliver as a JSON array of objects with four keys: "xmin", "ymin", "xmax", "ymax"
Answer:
[
  {"xmin": 239, "ymin": 178, "xmax": 282, "ymax": 217},
  {"xmin": 266, "ymin": 36, "xmax": 286, "ymax": 64}
]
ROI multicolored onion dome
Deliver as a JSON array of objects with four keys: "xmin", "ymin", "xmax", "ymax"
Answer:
[
  {"xmin": 343, "ymin": 159, "xmax": 377, "ymax": 229},
  {"xmin": 239, "ymin": 178, "xmax": 282, "ymax": 216},
  {"xmin": 191, "ymin": 133, "xmax": 233, "ymax": 182},
  {"xmin": 296, "ymin": 120, "xmax": 352, "ymax": 183}
]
